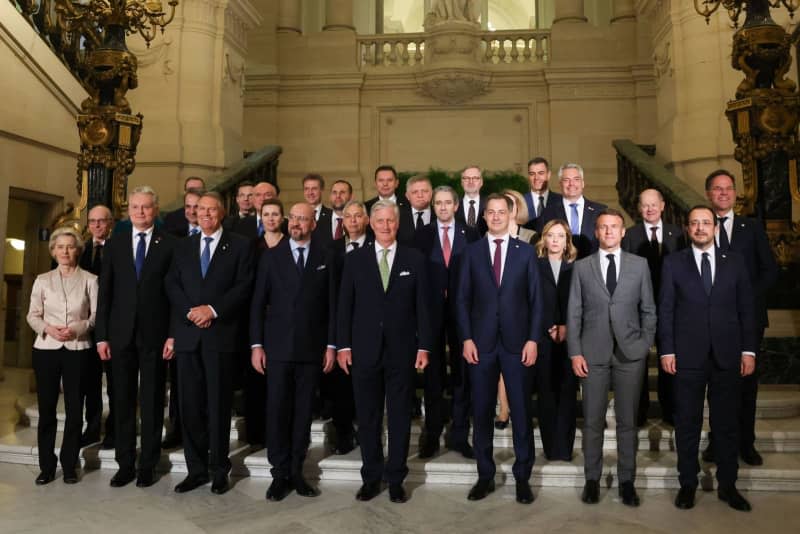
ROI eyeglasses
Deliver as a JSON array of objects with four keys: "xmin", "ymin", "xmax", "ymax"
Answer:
[
  {"xmin": 461, "ymin": 176, "xmax": 481, "ymax": 182},
  {"xmin": 287, "ymin": 214, "xmax": 312, "ymax": 222}
]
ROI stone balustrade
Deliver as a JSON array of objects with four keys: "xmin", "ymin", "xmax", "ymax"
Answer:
[
  {"xmin": 357, "ymin": 33, "xmax": 426, "ymax": 68},
  {"xmin": 480, "ymin": 30, "xmax": 550, "ymax": 65}
]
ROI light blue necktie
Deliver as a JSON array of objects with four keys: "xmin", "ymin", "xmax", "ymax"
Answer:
[
  {"xmin": 569, "ymin": 203, "xmax": 580, "ymax": 236},
  {"xmin": 189, "ymin": 226, "xmax": 200, "ymax": 236},
  {"xmin": 200, "ymin": 236, "xmax": 213, "ymax": 278},
  {"xmin": 134, "ymin": 232, "xmax": 146, "ymax": 280}
]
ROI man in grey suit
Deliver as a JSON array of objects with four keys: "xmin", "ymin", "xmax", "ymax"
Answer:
[{"xmin": 567, "ymin": 208, "xmax": 657, "ymax": 507}]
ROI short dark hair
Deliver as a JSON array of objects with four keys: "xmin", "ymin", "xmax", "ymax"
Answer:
[
  {"xmin": 184, "ymin": 176, "xmax": 205, "ymax": 188},
  {"xmin": 333, "ymin": 179, "xmax": 353, "ymax": 195},
  {"xmin": 184, "ymin": 187, "xmax": 205, "ymax": 200},
  {"xmin": 485, "ymin": 192, "xmax": 513, "ymax": 211},
  {"xmin": 255, "ymin": 180, "xmax": 280, "ymax": 196},
  {"xmin": 200, "ymin": 191, "xmax": 226, "ymax": 215},
  {"xmin": 527, "ymin": 157, "xmax": 550, "ymax": 170},
  {"xmin": 236, "ymin": 181, "xmax": 254, "ymax": 194},
  {"xmin": 303, "ymin": 173, "xmax": 325, "ymax": 190},
  {"xmin": 687, "ymin": 204, "xmax": 717, "ymax": 225},
  {"xmin": 374, "ymin": 165, "xmax": 398, "ymax": 181},
  {"xmin": 596, "ymin": 207, "xmax": 626, "ymax": 226},
  {"xmin": 705, "ymin": 169, "xmax": 736, "ymax": 191},
  {"xmin": 261, "ymin": 197, "xmax": 284, "ymax": 217}
]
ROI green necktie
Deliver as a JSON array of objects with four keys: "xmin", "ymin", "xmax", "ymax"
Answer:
[{"xmin": 379, "ymin": 248, "xmax": 390, "ymax": 291}]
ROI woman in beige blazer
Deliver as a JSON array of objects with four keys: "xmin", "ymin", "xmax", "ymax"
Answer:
[{"xmin": 26, "ymin": 227, "xmax": 98, "ymax": 485}]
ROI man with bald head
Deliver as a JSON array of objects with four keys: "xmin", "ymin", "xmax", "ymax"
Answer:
[{"xmin": 622, "ymin": 188, "xmax": 685, "ymax": 426}]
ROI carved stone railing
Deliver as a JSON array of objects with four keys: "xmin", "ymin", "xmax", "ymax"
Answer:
[
  {"xmin": 357, "ymin": 33, "xmax": 426, "ymax": 68},
  {"xmin": 613, "ymin": 139, "xmax": 706, "ymax": 227},
  {"xmin": 480, "ymin": 30, "xmax": 550, "ymax": 65}
]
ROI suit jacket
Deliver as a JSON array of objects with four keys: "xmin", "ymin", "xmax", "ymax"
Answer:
[
  {"xmin": 455, "ymin": 237, "xmax": 543, "ymax": 354},
  {"xmin": 621, "ymin": 221, "xmax": 684, "ymax": 296},
  {"xmin": 336, "ymin": 243, "xmax": 432, "ymax": 369},
  {"xmin": 364, "ymin": 196, "xmax": 415, "ymax": 245},
  {"xmin": 165, "ymin": 230, "xmax": 254, "ymax": 352},
  {"xmin": 454, "ymin": 195, "xmax": 488, "ymax": 236},
  {"xmin": 163, "ymin": 208, "xmax": 189, "ymax": 238},
  {"xmin": 524, "ymin": 190, "xmax": 563, "ymax": 228},
  {"xmin": 566, "ymin": 250, "xmax": 656, "ymax": 363},
  {"xmin": 311, "ymin": 206, "xmax": 337, "ymax": 249},
  {"xmin": 95, "ymin": 228, "xmax": 177, "ymax": 350},
  {"xmin": 536, "ymin": 197, "xmax": 607, "ymax": 258},
  {"xmin": 79, "ymin": 240, "xmax": 106, "ymax": 276},
  {"xmin": 725, "ymin": 215, "xmax": 778, "ymax": 328},
  {"xmin": 658, "ymin": 247, "xmax": 757, "ymax": 370},
  {"xmin": 27, "ymin": 267, "xmax": 98, "ymax": 350},
  {"xmin": 249, "ymin": 238, "xmax": 334, "ymax": 363},
  {"xmin": 233, "ymin": 214, "xmax": 289, "ymax": 240},
  {"xmin": 537, "ymin": 256, "xmax": 573, "ymax": 331}
]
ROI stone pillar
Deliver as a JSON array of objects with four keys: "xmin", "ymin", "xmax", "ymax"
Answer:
[
  {"xmin": 324, "ymin": 0, "xmax": 355, "ymax": 31},
  {"xmin": 277, "ymin": 0, "xmax": 301, "ymax": 33},
  {"xmin": 611, "ymin": 0, "xmax": 636, "ymax": 23},
  {"xmin": 553, "ymin": 0, "xmax": 588, "ymax": 24}
]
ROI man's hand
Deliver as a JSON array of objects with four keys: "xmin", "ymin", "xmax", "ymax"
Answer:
[
  {"xmin": 462, "ymin": 339, "xmax": 479, "ymax": 365},
  {"xmin": 251, "ymin": 347, "xmax": 267, "ymax": 375},
  {"xmin": 415, "ymin": 350, "xmax": 429, "ymax": 371},
  {"xmin": 548, "ymin": 325, "xmax": 558, "ymax": 341},
  {"xmin": 741, "ymin": 354, "xmax": 756, "ymax": 376},
  {"xmin": 188, "ymin": 305, "xmax": 215, "ymax": 328},
  {"xmin": 323, "ymin": 347, "xmax": 336, "ymax": 374},
  {"xmin": 97, "ymin": 341, "xmax": 111, "ymax": 361},
  {"xmin": 337, "ymin": 349, "xmax": 352, "ymax": 375},
  {"xmin": 521, "ymin": 340, "xmax": 538, "ymax": 367},
  {"xmin": 661, "ymin": 355, "xmax": 677, "ymax": 375},
  {"xmin": 556, "ymin": 325, "xmax": 567, "ymax": 344},
  {"xmin": 571, "ymin": 355, "xmax": 589, "ymax": 378},
  {"xmin": 162, "ymin": 337, "xmax": 175, "ymax": 360}
]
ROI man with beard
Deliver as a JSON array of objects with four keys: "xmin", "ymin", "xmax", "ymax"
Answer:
[{"xmin": 312, "ymin": 179, "xmax": 352, "ymax": 248}]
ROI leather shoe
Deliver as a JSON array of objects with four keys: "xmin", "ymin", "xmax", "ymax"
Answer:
[
  {"xmin": 618, "ymin": 481, "xmax": 640, "ymax": 507},
  {"xmin": 161, "ymin": 433, "xmax": 182, "ymax": 449},
  {"xmin": 293, "ymin": 477, "xmax": 320, "ymax": 497},
  {"xmin": 494, "ymin": 418, "xmax": 509, "ymax": 430},
  {"xmin": 35, "ymin": 471, "xmax": 55, "ymax": 485},
  {"xmin": 266, "ymin": 478, "xmax": 293, "ymax": 501},
  {"xmin": 418, "ymin": 440, "xmax": 440, "ymax": 459},
  {"xmin": 136, "ymin": 470, "xmax": 155, "ymax": 488},
  {"xmin": 701, "ymin": 444, "xmax": 714, "ymax": 463},
  {"xmin": 63, "ymin": 471, "xmax": 79, "ymax": 484},
  {"xmin": 674, "ymin": 486, "xmax": 696, "ymax": 510},
  {"xmin": 100, "ymin": 435, "xmax": 115, "ymax": 450},
  {"xmin": 355, "ymin": 481, "xmax": 381, "ymax": 501},
  {"xmin": 741, "ymin": 447, "xmax": 763, "ymax": 466},
  {"xmin": 718, "ymin": 485, "xmax": 751, "ymax": 512},
  {"xmin": 467, "ymin": 478, "xmax": 495, "ymax": 501},
  {"xmin": 581, "ymin": 480, "xmax": 600, "ymax": 504},
  {"xmin": 110, "ymin": 470, "xmax": 136, "ymax": 488},
  {"xmin": 174, "ymin": 474, "xmax": 209, "ymax": 493},
  {"xmin": 388, "ymin": 483, "xmax": 407, "ymax": 503},
  {"xmin": 211, "ymin": 474, "xmax": 229, "ymax": 495},
  {"xmin": 515, "ymin": 481, "xmax": 534, "ymax": 504},
  {"xmin": 448, "ymin": 442, "xmax": 475, "ymax": 460}
]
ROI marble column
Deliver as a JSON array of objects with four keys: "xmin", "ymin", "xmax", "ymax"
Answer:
[
  {"xmin": 611, "ymin": 0, "xmax": 636, "ymax": 23},
  {"xmin": 277, "ymin": 0, "xmax": 301, "ymax": 33},
  {"xmin": 323, "ymin": 0, "xmax": 355, "ymax": 31},
  {"xmin": 553, "ymin": 0, "xmax": 588, "ymax": 24}
]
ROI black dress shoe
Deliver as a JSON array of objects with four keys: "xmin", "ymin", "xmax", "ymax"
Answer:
[
  {"xmin": 581, "ymin": 480, "xmax": 600, "ymax": 504},
  {"xmin": 100, "ymin": 435, "xmax": 115, "ymax": 450},
  {"xmin": 293, "ymin": 477, "xmax": 320, "ymax": 497},
  {"xmin": 448, "ymin": 442, "xmax": 475, "ymax": 460},
  {"xmin": 418, "ymin": 440, "xmax": 440, "ymax": 459},
  {"xmin": 266, "ymin": 478, "xmax": 293, "ymax": 501},
  {"xmin": 355, "ymin": 481, "xmax": 381, "ymax": 501},
  {"xmin": 63, "ymin": 471, "xmax": 79, "ymax": 484},
  {"xmin": 174, "ymin": 474, "xmax": 209, "ymax": 493},
  {"xmin": 35, "ymin": 471, "xmax": 55, "ymax": 485},
  {"xmin": 136, "ymin": 470, "xmax": 155, "ymax": 488},
  {"xmin": 110, "ymin": 470, "xmax": 136, "ymax": 487},
  {"xmin": 467, "ymin": 479, "xmax": 495, "ymax": 501},
  {"xmin": 718, "ymin": 485, "xmax": 752, "ymax": 512},
  {"xmin": 161, "ymin": 433, "xmax": 182, "ymax": 449},
  {"xmin": 211, "ymin": 474, "xmax": 229, "ymax": 495},
  {"xmin": 80, "ymin": 432, "xmax": 100, "ymax": 447},
  {"xmin": 741, "ymin": 447, "xmax": 763, "ymax": 466},
  {"xmin": 618, "ymin": 481, "xmax": 640, "ymax": 507},
  {"xmin": 515, "ymin": 481, "xmax": 535, "ymax": 504},
  {"xmin": 494, "ymin": 418, "xmax": 509, "ymax": 430},
  {"xmin": 388, "ymin": 483, "xmax": 407, "ymax": 503},
  {"xmin": 675, "ymin": 486, "xmax": 696, "ymax": 510},
  {"xmin": 702, "ymin": 444, "xmax": 714, "ymax": 463}
]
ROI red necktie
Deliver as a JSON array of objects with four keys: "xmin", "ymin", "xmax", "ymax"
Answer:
[
  {"xmin": 334, "ymin": 217, "xmax": 343, "ymax": 240},
  {"xmin": 442, "ymin": 226, "xmax": 452, "ymax": 267},
  {"xmin": 492, "ymin": 238, "xmax": 503, "ymax": 286}
]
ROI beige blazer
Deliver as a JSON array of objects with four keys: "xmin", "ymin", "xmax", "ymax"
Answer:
[{"xmin": 26, "ymin": 267, "xmax": 98, "ymax": 350}]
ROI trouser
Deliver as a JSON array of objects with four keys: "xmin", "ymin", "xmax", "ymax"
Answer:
[
  {"xmin": 167, "ymin": 357, "xmax": 181, "ymax": 434},
  {"xmin": 534, "ymin": 339, "xmax": 577, "ymax": 461},
  {"xmin": 81, "ymin": 351, "xmax": 114, "ymax": 439}
]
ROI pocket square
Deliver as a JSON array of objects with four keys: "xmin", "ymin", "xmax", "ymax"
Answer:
[
  {"xmin": 316, "ymin": 264, "xmax": 327, "ymax": 271},
  {"xmin": 399, "ymin": 271, "xmax": 411, "ymax": 277}
]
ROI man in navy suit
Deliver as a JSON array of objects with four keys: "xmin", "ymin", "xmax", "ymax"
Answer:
[
  {"xmin": 703, "ymin": 170, "xmax": 778, "ymax": 466},
  {"xmin": 312, "ymin": 179, "xmax": 352, "ymax": 249},
  {"xmin": 659, "ymin": 205, "xmax": 757, "ymax": 512},
  {"xmin": 455, "ymin": 165, "xmax": 487, "ymax": 235},
  {"xmin": 414, "ymin": 186, "xmax": 479, "ymax": 460},
  {"xmin": 621, "ymin": 188, "xmax": 685, "ymax": 426},
  {"xmin": 455, "ymin": 193, "xmax": 543, "ymax": 504},
  {"xmin": 166, "ymin": 192, "xmax": 253, "ymax": 495},
  {"xmin": 523, "ymin": 157, "xmax": 562, "ymax": 228},
  {"xmin": 364, "ymin": 165, "xmax": 415, "ymax": 245},
  {"xmin": 250, "ymin": 202, "xmax": 336, "ymax": 501},
  {"xmin": 96, "ymin": 186, "xmax": 177, "ymax": 488},
  {"xmin": 336, "ymin": 200, "xmax": 432, "ymax": 504},
  {"xmin": 163, "ymin": 176, "xmax": 205, "ymax": 235},
  {"xmin": 536, "ymin": 163, "xmax": 606, "ymax": 258}
]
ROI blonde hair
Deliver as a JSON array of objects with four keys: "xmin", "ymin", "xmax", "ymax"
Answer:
[
  {"xmin": 49, "ymin": 227, "xmax": 84, "ymax": 258},
  {"xmin": 536, "ymin": 219, "xmax": 577, "ymax": 262},
  {"xmin": 502, "ymin": 189, "xmax": 529, "ymax": 225}
]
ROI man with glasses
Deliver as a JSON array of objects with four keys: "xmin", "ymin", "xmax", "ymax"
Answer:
[{"xmin": 455, "ymin": 165, "xmax": 487, "ymax": 236}]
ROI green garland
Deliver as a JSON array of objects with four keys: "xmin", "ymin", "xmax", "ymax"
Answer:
[{"xmin": 397, "ymin": 168, "xmax": 528, "ymax": 198}]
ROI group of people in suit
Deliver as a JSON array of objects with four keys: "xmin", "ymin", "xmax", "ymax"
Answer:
[{"xmin": 25, "ymin": 159, "xmax": 775, "ymax": 513}]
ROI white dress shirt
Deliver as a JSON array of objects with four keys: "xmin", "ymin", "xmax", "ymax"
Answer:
[
  {"xmin": 412, "ymin": 207, "xmax": 431, "ymax": 227},
  {"xmin": 530, "ymin": 189, "xmax": 550, "ymax": 218},
  {"xmin": 691, "ymin": 244, "xmax": 716, "ymax": 284},
  {"xmin": 487, "ymin": 233, "xmax": 510, "ymax": 284},
  {"xmin": 374, "ymin": 241, "xmax": 397, "ymax": 271},
  {"xmin": 131, "ymin": 226, "xmax": 154, "ymax": 258},
  {"xmin": 379, "ymin": 194, "xmax": 398, "ymax": 204},
  {"xmin": 643, "ymin": 219, "xmax": 663, "ymax": 243},
  {"xmin": 290, "ymin": 239, "xmax": 310, "ymax": 266},
  {"xmin": 599, "ymin": 247, "xmax": 621, "ymax": 285},
  {"xmin": 198, "ymin": 227, "xmax": 223, "ymax": 259},
  {"xmin": 462, "ymin": 194, "xmax": 481, "ymax": 219},
  {"xmin": 563, "ymin": 196, "xmax": 585, "ymax": 232},
  {"xmin": 346, "ymin": 234, "xmax": 366, "ymax": 252}
]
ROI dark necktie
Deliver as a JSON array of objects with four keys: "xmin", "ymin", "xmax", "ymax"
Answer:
[
  {"xmin": 350, "ymin": 241, "xmax": 360, "ymax": 251},
  {"xmin": 134, "ymin": 233, "xmax": 146, "ymax": 279},
  {"xmin": 257, "ymin": 218, "xmax": 264, "ymax": 237},
  {"xmin": 334, "ymin": 217, "xmax": 343, "ymax": 240},
  {"xmin": 537, "ymin": 195, "xmax": 545, "ymax": 218},
  {"xmin": 606, "ymin": 253, "xmax": 617, "ymax": 295},
  {"xmin": 492, "ymin": 238, "xmax": 503, "ymax": 286},
  {"xmin": 91, "ymin": 242, "xmax": 103, "ymax": 275},
  {"xmin": 701, "ymin": 252, "xmax": 712, "ymax": 296},
  {"xmin": 650, "ymin": 225, "xmax": 660, "ymax": 257},
  {"xmin": 416, "ymin": 211, "xmax": 424, "ymax": 231},
  {"xmin": 717, "ymin": 216, "xmax": 730, "ymax": 250},
  {"xmin": 189, "ymin": 226, "xmax": 199, "ymax": 236},
  {"xmin": 200, "ymin": 236, "xmax": 213, "ymax": 278},
  {"xmin": 467, "ymin": 200, "xmax": 476, "ymax": 227},
  {"xmin": 296, "ymin": 246, "xmax": 305, "ymax": 274}
]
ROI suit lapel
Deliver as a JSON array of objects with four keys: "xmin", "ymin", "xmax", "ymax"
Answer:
[
  {"xmin": 581, "ymin": 203, "xmax": 598, "ymax": 237},
  {"xmin": 386, "ymin": 246, "xmax": 404, "ymax": 293},
  {"xmin": 479, "ymin": 238, "xmax": 498, "ymax": 288},
  {"xmin": 202, "ymin": 231, "xmax": 228, "ymax": 280},
  {"xmin": 499, "ymin": 238, "xmax": 522, "ymax": 289},
  {"xmin": 590, "ymin": 252, "xmax": 610, "ymax": 298}
]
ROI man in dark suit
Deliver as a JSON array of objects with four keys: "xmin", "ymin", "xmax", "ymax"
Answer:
[
  {"xmin": 222, "ymin": 181, "xmax": 254, "ymax": 231},
  {"xmin": 163, "ymin": 176, "xmax": 205, "ymax": 235},
  {"xmin": 336, "ymin": 199, "xmax": 432, "ymax": 504},
  {"xmin": 164, "ymin": 189, "xmax": 202, "ymax": 239},
  {"xmin": 703, "ymin": 170, "xmax": 778, "ymax": 466},
  {"xmin": 233, "ymin": 180, "xmax": 280, "ymax": 240},
  {"xmin": 621, "ymin": 188, "xmax": 685, "ymax": 426},
  {"xmin": 567, "ymin": 208, "xmax": 657, "ymax": 508},
  {"xmin": 659, "ymin": 205, "xmax": 757, "ymax": 512},
  {"xmin": 536, "ymin": 163, "xmax": 606, "ymax": 258},
  {"xmin": 455, "ymin": 193, "xmax": 543, "ymax": 505},
  {"xmin": 455, "ymin": 165, "xmax": 488, "ymax": 235},
  {"xmin": 303, "ymin": 173, "xmax": 331, "ymax": 223},
  {"xmin": 405, "ymin": 174, "xmax": 433, "ymax": 234},
  {"xmin": 95, "ymin": 186, "xmax": 177, "ymax": 488},
  {"xmin": 415, "ymin": 186, "xmax": 479, "ymax": 460},
  {"xmin": 364, "ymin": 165, "xmax": 415, "ymax": 245},
  {"xmin": 523, "ymin": 157, "xmax": 562, "ymax": 228},
  {"xmin": 250, "ymin": 202, "xmax": 335, "ymax": 501},
  {"xmin": 312, "ymin": 179, "xmax": 352, "ymax": 251},
  {"xmin": 166, "ymin": 192, "xmax": 253, "ymax": 495},
  {"xmin": 79, "ymin": 204, "xmax": 115, "ymax": 450}
]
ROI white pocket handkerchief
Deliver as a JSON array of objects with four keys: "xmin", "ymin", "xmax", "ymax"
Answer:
[{"xmin": 399, "ymin": 271, "xmax": 411, "ymax": 277}]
